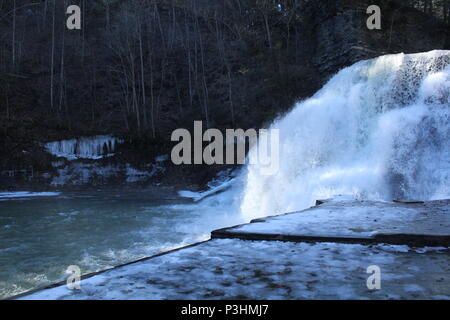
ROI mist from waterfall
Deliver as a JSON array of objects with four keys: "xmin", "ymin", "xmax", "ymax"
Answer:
[{"xmin": 239, "ymin": 50, "xmax": 450, "ymax": 220}]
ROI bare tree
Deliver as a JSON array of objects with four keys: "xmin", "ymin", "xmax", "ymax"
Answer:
[
  {"xmin": 11, "ymin": 0, "xmax": 15, "ymax": 68},
  {"xmin": 50, "ymin": 0, "xmax": 55, "ymax": 110}
]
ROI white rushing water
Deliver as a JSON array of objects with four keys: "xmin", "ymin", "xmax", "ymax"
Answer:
[
  {"xmin": 45, "ymin": 135, "xmax": 122, "ymax": 160},
  {"xmin": 3, "ymin": 50, "xmax": 449, "ymax": 299},
  {"xmin": 239, "ymin": 50, "xmax": 450, "ymax": 220}
]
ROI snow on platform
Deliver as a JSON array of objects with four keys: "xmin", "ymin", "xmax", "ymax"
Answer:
[
  {"xmin": 18, "ymin": 239, "xmax": 450, "ymax": 300},
  {"xmin": 212, "ymin": 200, "xmax": 450, "ymax": 246}
]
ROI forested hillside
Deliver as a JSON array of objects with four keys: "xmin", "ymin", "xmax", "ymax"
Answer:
[{"xmin": 0, "ymin": 0, "xmax": 449, "ymax": 186}]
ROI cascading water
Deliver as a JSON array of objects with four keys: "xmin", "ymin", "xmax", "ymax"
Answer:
[{"xmin": 239, "ymin": 50, "xmax": 450, "ymax": 220}]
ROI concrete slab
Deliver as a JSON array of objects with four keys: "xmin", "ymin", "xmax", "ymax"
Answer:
[
  {"xmin": 212, "ymin": 200, "xmax": 450, "ymax": 246},
  {"xmin": 19, "ymin": 239, "xmax": 450, "ymax": 300}
]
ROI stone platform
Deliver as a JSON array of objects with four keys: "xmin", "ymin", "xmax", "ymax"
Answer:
[
  {"xmin": 212, "ymin": 199, "xmax": 450, "ymax": 246},
  {"xmin": 16, "ymin": 199, "xmax": 450, "ymax": 300}
]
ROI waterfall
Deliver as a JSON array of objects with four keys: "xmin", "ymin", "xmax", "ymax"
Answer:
[
  {"xmin": 240, "ymin": 50, "xmax": 450, "ymax": 220},
  {"xmin": 45, "ymin": 135, "xmax": 123, "ymax": 160}
]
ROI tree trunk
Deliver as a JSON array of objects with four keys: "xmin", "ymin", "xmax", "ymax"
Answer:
[
  {"xmin": 50, "ymin": 0, "xmax": 55, "ymax": 110},
  {"xmin": 12, "ymin": 0, "xmax": 15, "ymax": 68}
]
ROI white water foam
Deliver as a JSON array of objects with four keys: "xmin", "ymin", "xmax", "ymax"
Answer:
[{"xmin": 239, "ymin": 50, "xmax": 450, "ymax": 220}]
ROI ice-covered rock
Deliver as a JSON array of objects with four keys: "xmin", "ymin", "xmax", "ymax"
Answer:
[{"xmin": 45, "ymin": 135, "xmax": 123, "ymax": 160}]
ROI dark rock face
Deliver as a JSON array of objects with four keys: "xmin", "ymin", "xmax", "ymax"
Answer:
[
  {"xmin": 0, "ymin": 0, "xmax": 448, "ymax": 188},
  {"xmin": 310, "ymin": 0, "xmax": 449, "ymax": 80}
]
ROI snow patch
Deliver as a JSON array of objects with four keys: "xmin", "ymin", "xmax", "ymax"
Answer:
[
  {"xmin": 0, "ymin": 192, "xmax": 60, "ymax": 199},
  {"xmin": 179, "ymin": 169, "xmax": 238, "ymax": 202}
]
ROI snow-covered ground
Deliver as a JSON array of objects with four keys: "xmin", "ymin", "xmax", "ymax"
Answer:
[{"xmin": 20, "ymin": 239, "xmax": 450, "ymax": 300}]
